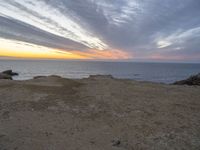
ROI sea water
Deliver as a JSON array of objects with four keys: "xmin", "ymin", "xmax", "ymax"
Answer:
[{"xmin": 0, "ymin": 59, "xmax": 200, "ymax": 83}]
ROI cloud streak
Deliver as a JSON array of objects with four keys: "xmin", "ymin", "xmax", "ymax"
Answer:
[{"xmin": 0, "ymin": 0, "xmax": 108, "ymax": 50}]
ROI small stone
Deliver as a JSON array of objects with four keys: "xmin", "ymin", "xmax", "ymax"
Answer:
[
  {"xmin": 112, "ymin": 139, "xmax": 121, "ymax": 147},
  {"xmin": 2, "ymin": 111, "xmax": 10, "ymax": 119},
  {"xmin": 90, "ymin": 141, "xmax": 95, "ymax": 144}
]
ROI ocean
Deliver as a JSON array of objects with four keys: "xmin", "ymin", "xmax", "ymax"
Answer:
[{"xmin": 0, "ymin": 59, "xmax": 200, "ymax": 83}]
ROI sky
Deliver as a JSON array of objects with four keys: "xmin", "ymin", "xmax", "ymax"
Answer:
[{"xmin": 0, "ymin": 0, "xmax": 200, "ymax": 62}]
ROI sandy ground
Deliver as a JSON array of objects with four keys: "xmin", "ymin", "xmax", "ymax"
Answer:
[{"xmin": 0, "ymin": 75, "xmax": 200, "ymax": 150}]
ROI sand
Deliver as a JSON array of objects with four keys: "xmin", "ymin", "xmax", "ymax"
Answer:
[{"xmin": 0, "ymin": 75, "xmax": 200, "ymax": 150}]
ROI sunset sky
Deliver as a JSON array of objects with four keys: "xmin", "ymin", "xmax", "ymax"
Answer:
[{"xmin": 0, "ymin": 0, "xmax": 200, "ymax": 62}]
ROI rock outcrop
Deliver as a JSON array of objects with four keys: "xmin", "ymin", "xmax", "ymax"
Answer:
[
  {"xmin": 0, "ymin": 70, "xmax": 19, "ymax": 80},
  {"xmin": 174, "ymin": 73, "xmax": 200, "ymax": 86},
  {"xmin": 2, "ymin": 70, "xmax": 19, "ymax": 76},
  {"xmin": 0, "ymin": 73, "xmax": 12, "ymax": 80}
]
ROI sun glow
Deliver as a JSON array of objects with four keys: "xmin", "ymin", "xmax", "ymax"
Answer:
[
  {"xmin": 0, "ymin": 38, "xmax": 131, "ymax": 60},
  {"xmin": 0, "ymin": 38, "xmax": 87, "ymax": 59}
]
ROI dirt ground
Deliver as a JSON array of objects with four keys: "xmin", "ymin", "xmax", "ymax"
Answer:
[{"xmin": 0, "ymin": 75, "xmax": 200, "ymax": 150}]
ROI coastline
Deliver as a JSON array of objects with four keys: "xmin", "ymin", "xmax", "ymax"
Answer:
[
  {"xmin": 1, "ymin": 59, "xmax": 200, "ymax": 83},
  {"xmin": 0, "ymin": 75, "xmax": 200, "ymax": 149}
]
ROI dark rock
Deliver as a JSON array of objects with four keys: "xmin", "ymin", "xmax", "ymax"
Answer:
[
  {"xmin": 0, "ymin": 73, "xmax": 12, "ymax": 80},
  {"xmin": 2, "ymin": 70, "xmax": 12, "ymax": 74},
  {"xmin": 2, "ymin": 111, "xmax": 10, "ymax": 119},
  {"xmin": 89, "ymin": 75, "xmax": 114, "ymax": 79},
  {"xmin": 33, "ymin": 75, "xmax": 62, "ymax": 79},
  {"xmin": 174, "ymin": 73, "xmax": 200, "ymax": 86},
  {"xmin": 112, "ymin": 139, "xmax": 121, "ymax": 147},
  {"xmin": 12, "ymin": 72, "xmax": 19, "ymax": 76},
  {"xmin": 33, "ymin": 76, "xmax": 46, "ymax": 79},
  {"xmin": 49, "ymin": 75, "xmax": 62, "ymax": 78},
  {"xmin": 2, "ymin": 70, "xmax": 18, "ymax": 76}
]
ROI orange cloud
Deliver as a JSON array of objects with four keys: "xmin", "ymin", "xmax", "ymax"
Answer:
[
  {"xmin": 72, "ymin": 49, "xmax": 132, "ymax": 59},
  {"xmin": 0, "ymin": 38, "xmax": 132, "ymax": 60},
  {"xmin": 0, "ymin": 48, "xmax": 132, "ymax": 60}
]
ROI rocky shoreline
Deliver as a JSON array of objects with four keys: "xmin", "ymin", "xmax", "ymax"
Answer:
[
  {"xmin": 1, "ymin": 70, "xmax": 200, "ymax": 86},
  {"xmin": 0, "ymin": 72, "xmax": 200, "ymax": 150}
]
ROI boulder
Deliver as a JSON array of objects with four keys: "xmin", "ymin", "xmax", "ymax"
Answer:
[
  {"xmin": 0, "ymin": 73, "xmax": 12, "ymax": 80},
  {"xmin": 174, "ymin": 73, "xmax": 200, "ymax": 86},
  {"xmin": 2, "ymin": 70, "xmax": 18, "ymax": 76}
]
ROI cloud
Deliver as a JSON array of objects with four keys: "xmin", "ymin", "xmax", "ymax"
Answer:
[
  {"xmin": 0, "ymin": 16, "xmax": 88, "ymax": 51},
  {"xmin": 0, "ymin": 38, "xmax": 80, "ymax": 59},
  {"xmin": 0, "ymin": 0, "xmax": 200, "ymax": 61},
  {"xmin": 0, "ymin": 0, "xmax": 108, "ymax": 50},
  {"xmin": 0, "ymin": 38, "xmax": 130, "ymax": 60},
  {"xmin": 157, "ymin": 41, "xmax": 172, "ymax": 49},
  {"xmin": 74, "ymin": 49, "xmax": 131, "ymax": 59},
  {"xmin": 156, "ymin": 26, "xmax": 200, "ymax": 48}
]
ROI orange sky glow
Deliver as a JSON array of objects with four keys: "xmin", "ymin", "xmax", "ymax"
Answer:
[{"xmin": 0, "ymin": 38, "xmax": 131, "ymax": 60}]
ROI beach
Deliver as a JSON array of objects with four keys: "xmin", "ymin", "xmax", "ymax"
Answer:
[{"xmin": 0, "ymin": 75, "xmax": 200, "ymax": 150}]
